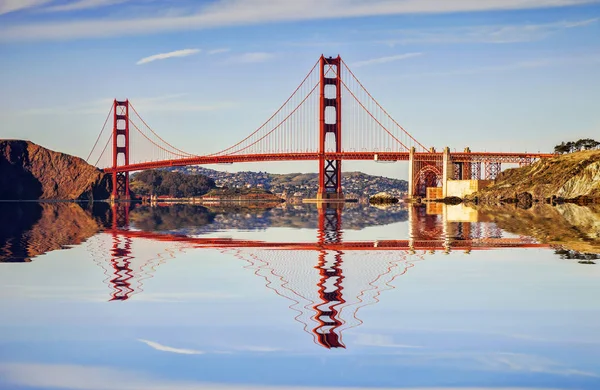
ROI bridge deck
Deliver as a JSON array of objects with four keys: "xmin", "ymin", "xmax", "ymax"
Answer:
[{"xmin": 103, "ymin": 151, "xmax": 554, "ymax": 173}]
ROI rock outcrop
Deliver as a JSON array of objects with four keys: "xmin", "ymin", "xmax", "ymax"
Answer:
[
  {"xmin": 369, "ymin": 192, "xmax": 399, "ymax": 204},
  {"xmin": 466, "ymin": 150, "xmax": 600, "ymax": 204},
  {"xmin": 0, "ymin": 140, "xmax": 111, "ymax": 200}
]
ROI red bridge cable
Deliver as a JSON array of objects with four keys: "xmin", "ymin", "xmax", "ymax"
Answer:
[
  {"xmin": 221, "ymin": 81, "xmax": 320, "ymax": 156},
  {"xmin": 340, "ymin": 59, "xmax": 429, "ymax": 152},
  {"xmin": 94, "ymin": 133, "xmax": 113, "ymax": 168},
  {"xmin": 128, "ymin": 103, "xmax": 195, "ymax": 157},
  {"xmin": 339, "ymin": 80, "xmax": 411, "ymax": 152},
  {"xmin": 208, "ymin": 59, "xmax": 321, "ymax": 157},
  {"xmin": 86, "ymin": 105, "xmax": 114, "ymax": 163},
  {"xmin": 128, "ymin": 119, "xmax": 191, "ymax": 159}
]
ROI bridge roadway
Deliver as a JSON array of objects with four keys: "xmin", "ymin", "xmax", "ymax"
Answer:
[
  {"xmin": 109, "ymin": 229, "xmax": 548, "ymax": 251},
  {"xmin": 103, "ymin": 151, "xmax": 554, "ymax": 174}
]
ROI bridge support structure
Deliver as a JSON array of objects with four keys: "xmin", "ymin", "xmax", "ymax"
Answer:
[
  {"xmin": 407, "ymin": 146, "xmax": 511, "ymax": 200},
  {"xmin": 317, "ymin": 55, "xmax": 344, "ymax": 201},
  {"xmin": 408, "ymin": 147, "xmax": 444, "ymax": 199},
  {"xmin": 111, "ymin": 99, "xmax": 130, "ymax": 200}
]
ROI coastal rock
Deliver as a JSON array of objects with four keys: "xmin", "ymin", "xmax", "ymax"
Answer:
[
  {"xmin": 0, "ymin": 140, "xmax": 111, "ymax": 200},
  {"xmin": 467, "ymin": 150, "xmax": 600, "ymax": 204}
]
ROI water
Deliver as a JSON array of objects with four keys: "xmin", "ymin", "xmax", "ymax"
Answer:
[{"xmin": 1, "ymin": 201, "xmax": 600, "ymax": 389}]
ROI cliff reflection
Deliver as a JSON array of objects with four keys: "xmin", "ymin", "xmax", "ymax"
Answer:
[
  {"xmin": 477, "ymin": 203, "xmax": 600, "ymax": 255},
  {"xmin": 0, "ymin": 202, "xmax": 101, "ymax": 262}
]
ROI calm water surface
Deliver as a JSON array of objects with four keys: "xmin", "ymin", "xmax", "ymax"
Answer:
[{"xmin": 1, "ymin": 202, "xmax": 599, "ymax": 390}]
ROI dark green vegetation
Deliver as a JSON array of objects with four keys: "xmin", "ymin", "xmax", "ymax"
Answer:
[
  {"xmin": 554, "ymin": 139, "xmax": 600, "ymax": 154},
  {"xmin": 130, "ymin": 170, "xmax": 216, "ymax": 197},
  {"xmin": 555, "ymin": 248, "xmax": 598, "ymax": 264},
  {"xmin": 129, "ymin": 205, "xmax": 216, "ymax": 231}
]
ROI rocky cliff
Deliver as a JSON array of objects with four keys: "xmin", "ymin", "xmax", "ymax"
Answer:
[
  {"xmin": 467, "ymin": 150, "xmax": 600, "ymax": 204},
  {"xmin": 0, "ymin": 140, "xmax": 111, "ymax": 200}
]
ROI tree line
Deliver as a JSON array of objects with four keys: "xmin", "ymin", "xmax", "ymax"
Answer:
[
  {"xmin": 554, "ymin": 139, "xmax": 600, "ymax": 154},
  {"xmin": 130, "ymin": 170, "xmax": 216, "ymax": 197}
]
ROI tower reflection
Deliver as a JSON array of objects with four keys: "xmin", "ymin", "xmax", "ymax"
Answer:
[{"xmin": 93, "ymin": 203, "xmax": 541, "ymax": 347}]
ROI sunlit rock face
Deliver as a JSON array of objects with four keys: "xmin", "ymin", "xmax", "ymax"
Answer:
[
  {"xmin": 557, "ymin": 161, "xmax": 600, "ymax": 199},
  {"xmin": 0, "ymin": 140, "xmax": 111, "ymax": 200},
  {"xmin": 469, "ymin": 150, "xmax": 600, "ymax": 203}
]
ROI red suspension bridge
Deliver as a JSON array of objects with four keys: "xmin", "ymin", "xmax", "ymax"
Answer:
[{"xmin": 87, "ymin": 55, "xmax": 553, "ymax": 200}]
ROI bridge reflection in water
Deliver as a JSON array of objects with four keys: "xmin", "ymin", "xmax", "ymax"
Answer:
[{"xmin": 93, "ymin": 203, "xmax": 542, "ymax": 348}]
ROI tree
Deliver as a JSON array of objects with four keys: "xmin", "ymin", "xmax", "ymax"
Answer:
[
  {"xmin": 554, "ymin": 139, "xmax": 599, "ymax": 154},
  {"xmin": 130, "ymin": 170, "xmax": 216, "ymax": 197},
  {"xmin": 554, "ymin": 142, "xmax": 569, "ymax": 154}
]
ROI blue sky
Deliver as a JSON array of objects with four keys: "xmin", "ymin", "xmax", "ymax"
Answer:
[{"xmin": 1, "ymin": 0, "xmax": 599, "ymax": 177}]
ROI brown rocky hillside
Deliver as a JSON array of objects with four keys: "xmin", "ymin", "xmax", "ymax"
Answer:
[
  {"xmin": 468, "ymin": 150, "xmax": 600, "ymax": 203},
  {"xmin": 0, "ymin": 140, "xmax": 111, "ymax": 200}
]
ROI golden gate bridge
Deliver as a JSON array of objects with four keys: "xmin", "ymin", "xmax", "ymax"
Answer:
[
  {"xmin": 86, "ymin": 55, "xmax": 553, "ymax": 200},
  {"xmin": 91, "ymin": 203, "xmax": 547, "ymax": 349}
]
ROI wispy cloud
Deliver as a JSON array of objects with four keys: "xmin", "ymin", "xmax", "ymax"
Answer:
[
  {"xmin": 382, "ymin": 18, "xmax": 599, "ymax": 45},
  {"xmin": 138, "ymin": 339, "xmax": 204, "ymax": 355},
  {"xmin": 136, "ymin": 48, "xmax": 201, "ymax": 65},
  {"xmin": 43, "ymin": 0, "xmax": 131, "ymax": 12},
  {"xmin": 208, "ymin": 48, "xmax": 230, "ymax": 55},
  {"xmin": 229, "ymin": 52, "xmax": 274, "ymax": 64},
  {"xmin": 352, "ymin": 53, "xmax": 423, "ymax": 68},
  {"xmin": 7, "ymin": 94, "xmax": 234, "ymax": 116},
  {"xmin": 2, "ymin": 0, "xmax": 599, "ymax": 41},
  {"xmin": 0, "ymin": 0, "xmax": 52, "ymax": 15},
  {"xmin": 400, "ymin": 55, "xmax": 600, "ymax": 78},
  {"xmin": 0, "ymin": 362, "xmax": 573, "ymax": 390}
]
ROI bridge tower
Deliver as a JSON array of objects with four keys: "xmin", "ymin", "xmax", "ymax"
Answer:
[
  {"xmin": 112, "ymin": 99, "xmax": 130, "ymax": 200},
  {"xmin": 318, "ymin": 55, "xmax": 344, "ymax": 201}
]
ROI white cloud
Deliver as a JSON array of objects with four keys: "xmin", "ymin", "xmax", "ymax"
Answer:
[
  {"xmin": 399, "ymin": 55, "xmax": 600, "ymax": 78},
  {"xmin": 208, "ymin": 48, "xmax": 230, "ymax": 55},
  {"xmin": 352, "ymin": 53, "xmax": 423, "ymax": 68},
  {"xmin": 136, "ymin": 48, "xmax": 201, "ymax": 65},
  {"xmin": 43, "ymin": 0, "xmax": 131, "ymax": 12},
  {"xmin": 382, "ymin": 18, "xmax": 599, "ymax": 45},
  {"xmin": 230, "ymin": 52, "xmax": 274, "ymax": 63},
  {"xmin": 0, "ymin": 362, "xmax": 568, "ymax": 390},
  {"xmin": 0, "ymin": 0, "xmax": 52, "ymax": 15},
  {"xmin": 138, "ymin": 339, "xmax": 204, "ymax": 355},
  {"xmin": 1, "ymin": 0, "xmax": 599, "ymax": 41}
]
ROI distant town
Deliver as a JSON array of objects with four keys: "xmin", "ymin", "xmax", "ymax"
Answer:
[{"xmin": 164, "ymin": 166, "xmax": 408, "ymax": 200}]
